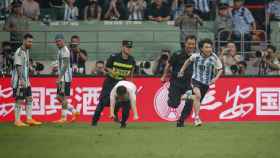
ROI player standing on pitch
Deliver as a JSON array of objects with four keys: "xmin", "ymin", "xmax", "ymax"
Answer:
[
  {"xmin": 178, "ymin": 39, "xmax": 223, "ymax": 126},
  {"xmin": 53, "ymin": 34, "xmax": 79, "ymax": 124},
  {"xmin": 161, "ymin": 35, "xmax": 197, "ymax": 127},
  {"xmin": 11, "ymin": 33, "xmax": 42, "ymax": 127},
  {"xmin": 92, "ymin": 40, "xmax": 136, "ymax": 127},
  {"xmin": 109, "ymin": 80, "xmax": 139, "ymax": 128}
]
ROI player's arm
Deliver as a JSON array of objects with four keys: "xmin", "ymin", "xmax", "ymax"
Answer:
[
  {"xmin": 129, "ymin": 89, "xmax": 138, "ymax": 120},
  {"xmin": 58, "ymin": 57, "xmax": 69, "ymax": 81},
  {"xmin": 128, "ymin": 59, "xmax": 136, "ymax": 81},
  {"xmin": 14, "ymin": 52, "xmax": 24, "ymax": 87},
  {"xmin": 105, "ymin": 54, "xmax": 116, "ymax": 76},
  {"xmin": 210, "ymin": 58, "xmax": 223, "ymax": 84},
  {"xmin": 128, "ymin": 67, "xmax": 135, "ymax": 81},
  {"xmin": 109, "ymin": 87, "xmax": 117, "ymax": 118},
  {"xmin": 178, "ymin": 58, "xmax": 192, "ymax": 77},
  {"xmin": 16, "ymin": 65, "xmax": 24, "ymax": 87}
]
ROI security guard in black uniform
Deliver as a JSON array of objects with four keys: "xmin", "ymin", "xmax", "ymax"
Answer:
[
  {"xmin": 92, "ymin": 40, "xmax": 136, "ymax": 126},
  {"xmin": 161, "ymin": 35, "xmax": 197, "ymax": 127}
]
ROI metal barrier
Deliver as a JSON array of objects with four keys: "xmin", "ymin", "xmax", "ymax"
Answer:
[
  {"xmin": 217, "ymin": 29, "xmax": 268, "ymax": 59},
  {"xmin": 0, "ymin": 28, "xmax": 214, "ymax": 61}
]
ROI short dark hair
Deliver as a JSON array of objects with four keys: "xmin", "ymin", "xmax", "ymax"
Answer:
[
  {"xmin": 23, "ymin": 33, "xmax": 33, "ymax": 40},
  {"xmin": 71, "ymin": 35, "xmax": 80, "ymax": 40},
  {"xmin": 116, "ymin": 86, "xmax": 127, "ymax": 97},
  {"xmin": 199, "ymin": 38, "xmax": 213, "ymax": 49},
  {"xmin": 226, "ymin": 40, "xmax": 236, "ymax": 45},
  {"xmin": 267, "ymin": 45, "xmax": 276, "ymax": 53},
  {"xmin": 185, "ymin": 35, "xmax": 197, "ymax": 42},
  {"xmin": 96, "ymin": 60, "xmax": 104, "ymax": 65}
]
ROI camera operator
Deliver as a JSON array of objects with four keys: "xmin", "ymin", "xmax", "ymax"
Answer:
[
  {"xmin": 220, "ymin": 41, "xmax": 242, "ymax": 75},
  {"xmin": 139, "ymin": 61, "xmax": 153, "ymax": 76},
  {"xmin": 0, "ymin": 41, "xmax": 13, "ymax": 75},
  {"xmin": 230, "ymin": 61, "xmax": 247, "ymax": 75},
  {"xmin": 69, "ymin": 35, "xmax": 88, "ymax": 75},
  {"xmin": 152, "ymin": 49, "xmax": 171, "ymax": 76},
  {"xmin": 29, "ymin": 58, "xmax": 44, "ymax": 75},
  {"xmin": 255, "ymin": 45, "xmax": 280, "ymax": 75}
]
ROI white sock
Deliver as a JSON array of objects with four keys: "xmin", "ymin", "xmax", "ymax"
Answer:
[
  {"xmin": 26, "ymin": 100, "xmax": 32, "ymax": 120},
  {"xmin": 14, "ymin": 102, "xmax": 21, "ymax": 122},
  {"xmin": 62, "ymin": 109, "xmax": 68, "ymax": 119}
]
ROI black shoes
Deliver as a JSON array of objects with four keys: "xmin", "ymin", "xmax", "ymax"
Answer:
[
  {"xmin": 120, "ymin": 123, "xmax": 127, "ymax": 128},
  {"xmin": 176, "ymin": 120, "xmax": 184, "ymax": 128},
  {"xmin": 91, "ymin": 120, "xmax": 98, "ymax": 127}
]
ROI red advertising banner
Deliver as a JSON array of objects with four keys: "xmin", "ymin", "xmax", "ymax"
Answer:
[{"xmin": 1, "ymin": 77, "xmax": 280, "ymax": 122}]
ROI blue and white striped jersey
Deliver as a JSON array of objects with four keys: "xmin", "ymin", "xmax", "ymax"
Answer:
[{"xmin": 190, "ymin": 52, "xmax": 223, "ymax": 85}]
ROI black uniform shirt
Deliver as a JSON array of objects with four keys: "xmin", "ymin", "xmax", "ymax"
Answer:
[{"xmin": 106, "ymin": 53, "xmax": 136, "ymax": 80}]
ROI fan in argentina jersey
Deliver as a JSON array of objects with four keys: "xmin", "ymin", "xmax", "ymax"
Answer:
[{"xmin": 178, "ymin": 38, "xmax": 223, "ymax": 127}]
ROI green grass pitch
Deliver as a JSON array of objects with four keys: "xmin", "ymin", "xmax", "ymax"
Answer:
[{"xmin": 0, "ymin": 122, "xmax": 279, "ymax": 158}]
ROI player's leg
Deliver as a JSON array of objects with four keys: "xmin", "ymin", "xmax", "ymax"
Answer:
[
  {"xmin": 113, "ymin": 101, "xmax": 121, "ymax": 123},
  {"xmin": 120, "ymin": 101, "xmax": 131, "ymax": 128},
  {"xmin": 177, "ymin": 82, "xmax": 193, "ymax": 127},
  {"xmin": 92, "ymin": 78, "xmax": 117, "ymax": 126},
  {"xmin": 177, "ymin": 99, "xmax": 193, "ymax": 127},
  {"xmin": 53, "ymin": 82, "xmax": 68, "ymax": 123},
  {"xmin": 25, "ymin": 87, "xmax": 42, "ymax": 125},
  {"xmin": 192, "ymin": 86, "xmax": 202, "ymax": 126},
  {"xmin": 13, "ymin": 88, "xmax": 28, "ymax": 127},
  {"xmin": 167, "ymin": 79, "xmax": 181, "ymax": 108},
  {"xmin": 91, "ymin": 98, "xmax": 108, "ymax": 126},
  {"xmin": 64, "ymin": 82, "xmax": 79, "ymax": 123}
]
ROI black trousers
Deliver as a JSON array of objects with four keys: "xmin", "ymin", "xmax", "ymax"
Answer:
[
  {"xmin": 92, "ymin": 77, "xmax": 119, "ymax": 123},
  {"xmin": 168, "ymin": 78, "xmax": 193, "ymax": 122},
  {"xmin": 114, "ymin": 101, "xmax": 131, "ymax": 124}
]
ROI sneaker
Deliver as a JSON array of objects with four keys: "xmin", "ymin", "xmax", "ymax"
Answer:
[
  {"xmin": 69, "ymin": 111, "xmax": 80, "ymax": 123},
  {"xmin": 176, "ymin": 120, "xmax": 184, "ymax": 128},
  {"xmin": 91, "ymin": 121, "xmax": 98, "ymax": 127},
  {"xmin": 52, "ymin": 118, "xmax": 67, "ymax": 124},
  {"xmin": 194, "ymin": 117, "xmax": 202, "ymax": 127},
  {"xmin": 26, "ymin": 119, "xmax": 42, "ymax": 126},
  {"xmin": 14, "ymin": 121, "xmax": 29, "ymax": 127},
  {"xmin": 120, "ymin": 123, "xmax": 127, "ymax": 128}
]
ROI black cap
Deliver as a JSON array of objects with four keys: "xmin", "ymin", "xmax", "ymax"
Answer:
[
  {"xmin": 122, "ymin": 40, "xmax": 133, "ymax": 48},
  {"xmin": 11, "ymin": 1, "xmax": 22, "ymax": 8},
  {"xmin": 218, "ymin": 3, "xmax": 229, "ymax": 10}
]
